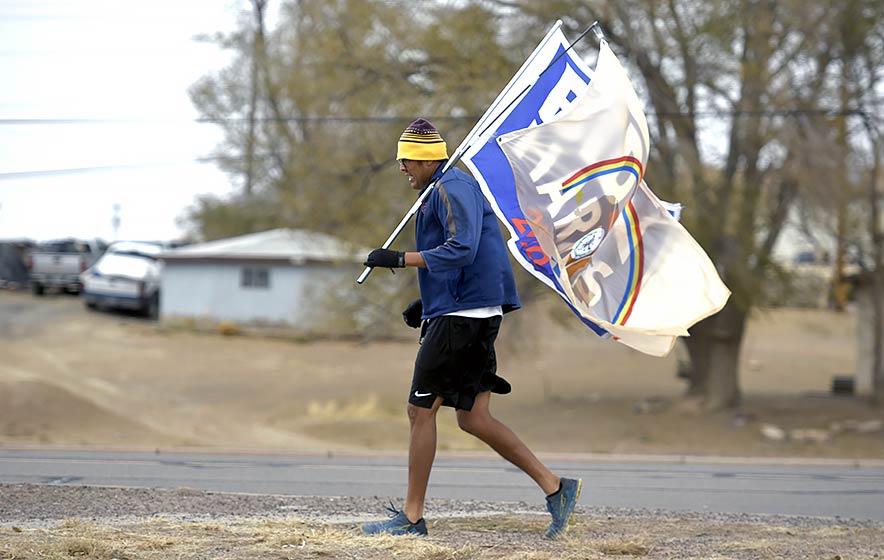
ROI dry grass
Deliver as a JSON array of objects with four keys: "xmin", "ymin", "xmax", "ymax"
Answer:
[
  {"xmin": 1, "ymin": 518, "xmax": 479, "ymax": 560},
  {"xmin": 2, "ymin": 514, "xmax": 882, "ymax": 560},
  {"xmin": 594, "ymin": 540, "xmax": 650, "ymax": 555}
]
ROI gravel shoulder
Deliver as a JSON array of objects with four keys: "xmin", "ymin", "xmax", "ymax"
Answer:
[
  {"xmin": 2, "ymin": 484, "xmax": 883, "ymax": 560},
  {"xmin": 2, "ymin": 482, "xmax": 879, "ymax": 529}
]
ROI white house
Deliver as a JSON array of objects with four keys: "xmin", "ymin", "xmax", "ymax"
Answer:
[{"xmin": 159, "ymin": 228, "xmax": 362, "ymax": 326}]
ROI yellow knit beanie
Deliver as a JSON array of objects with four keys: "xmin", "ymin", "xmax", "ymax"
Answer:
[{"xmin": 396, "ymin": 118, "xmax": 448, "ymax": 161}]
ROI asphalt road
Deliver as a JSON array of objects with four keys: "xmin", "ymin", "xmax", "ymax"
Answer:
[{"xmin": 1, "ymin": 449, "xmax": 882, "ymax": 521}]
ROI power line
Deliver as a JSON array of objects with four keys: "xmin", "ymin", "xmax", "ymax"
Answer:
[
  {"xmin": 0, "ymin": 118, "xmax": 197, "ymax": 125},
  {"xmin": 0, "ymin": 107, "xmax": 880, "ymax": 126},
  {"xmin": 655, "ymin": 108, "xmax": 878, "ymax": 118},
  {"xmin": 0, "ymin": 116, "xmax": 474, "ymax": 125},
  {"xmin": 0, "ymin": 156, "xmax": 232, "ymax": 181},
  {"xmin": 2, "ymin": 108, "xmax": 880, "ymax": 180}
]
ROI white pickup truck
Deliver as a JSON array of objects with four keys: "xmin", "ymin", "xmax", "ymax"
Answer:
[{"xmin": 27, "ymin": 238, "xmax": 106, "ymax": 295}]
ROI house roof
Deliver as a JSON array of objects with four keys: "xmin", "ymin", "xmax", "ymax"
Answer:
[{"xmin": 160, "ymin": 228, "xmax": 363, "ymax": 264}]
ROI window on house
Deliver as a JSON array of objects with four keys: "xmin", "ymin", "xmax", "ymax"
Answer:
[{"xmin": 241, "ymin": 266, "xmax": 270, "ymax": 288}]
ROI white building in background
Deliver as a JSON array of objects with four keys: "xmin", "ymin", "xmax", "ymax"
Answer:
[{"xmin": 159, "ymin": 228, "xmax": 362, "ymax": 326}]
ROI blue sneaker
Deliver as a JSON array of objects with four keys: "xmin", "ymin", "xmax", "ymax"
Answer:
[
  {"xmin": 362, "ymin": 503, "xmax": 428, "ymax": 536},
  {"xmin": 544, "ymin": 477, "xmax": 582, "ymax": 539}
]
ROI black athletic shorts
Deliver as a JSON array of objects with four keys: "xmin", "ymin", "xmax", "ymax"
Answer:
[{"xmin": 409, "ymin": 315, "xmax": 512, "ymax": 411}]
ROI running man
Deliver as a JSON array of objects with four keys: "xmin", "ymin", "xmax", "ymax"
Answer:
[{"xmin": 362, "ymin": 118, "xmax": 581, "ymax": 539}]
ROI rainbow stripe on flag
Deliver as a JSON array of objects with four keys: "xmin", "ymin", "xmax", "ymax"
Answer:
[
  {"xmin": 561, "ymin": 156, "xmax": 644, "ymax": 194},
  {"xmin": 612, "ymin": 201, "xmax": 644, "ymax": 325}
]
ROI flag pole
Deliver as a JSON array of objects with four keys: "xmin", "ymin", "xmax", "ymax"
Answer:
[
  {"xmin": 355, "ymin": 21, "xmax": 565, "ymax": 285},
  {"xmin": 356, "ymin": 20, "xmax": 597, "ymax": 285},
  {"xmin": 475, "ymin": 21, "xmax": 600, "ymax": 140}
]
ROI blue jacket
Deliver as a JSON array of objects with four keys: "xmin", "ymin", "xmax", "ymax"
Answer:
[{"xmin": 416, "ymin": 163, "xmax": 520, "ymax": 319}]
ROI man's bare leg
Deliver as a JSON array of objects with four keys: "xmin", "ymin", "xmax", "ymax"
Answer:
[
  {"xmin": 456, "ymin": 391, "xmax": 560, "ymax": 495},
  {"xmin": 403, "ymin": 397, "xmax": 444, "ymax": 523}
]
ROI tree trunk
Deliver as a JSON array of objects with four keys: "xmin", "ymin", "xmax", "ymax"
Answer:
[
  {"xmin": 865, "ymin": 118, "xmax": 884, "ymax": 405},
  {"xmin": 873, "ymin": 274, "xmax": 884, "ymax": 407},
  {"xmin": 683, "ymin": 300, "xmax": 746, "ymax": 410},
  {"xmin": 683, "ymin": 326, "xmax": 709, "ymax": 396},
  {"xmin": 871, "ymin": 268, "xmax": 883, "ymax": 406}
]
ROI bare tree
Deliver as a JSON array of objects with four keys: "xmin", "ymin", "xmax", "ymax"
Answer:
[
  {"xmin": 846, "ymin": 0, "xmax": 884, "ymax": 403},
  {"xmin": 187, "ymin": 0, "xmax": 519, "ymax": 242},
  {"xmin": 508, "ymin": 0, "xmax": 872, "ymax": 409}
]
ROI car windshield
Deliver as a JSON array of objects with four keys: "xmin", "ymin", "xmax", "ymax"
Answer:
[
  {"xmin": 93, "ymin": 251, "xmax": 159, "ymax": 277},
  {"xmin": 39, "ymin": 240, "xmax": 91, "ymax": 253},
  {"xmin": 110, "ymin": 250, "xmax": 159, "ymax": 261},
  {"xmin": 105, "ymin": 242, "xmax": 164, "ymax": 260}
]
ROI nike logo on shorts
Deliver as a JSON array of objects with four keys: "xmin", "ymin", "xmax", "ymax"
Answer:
[{"xmin": 414, "ymin": 391, "xmax": 433, "ymax": 398}]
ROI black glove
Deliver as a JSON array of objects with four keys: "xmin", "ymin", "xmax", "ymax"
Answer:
[
  {"xmin": 402, "ymin": 299, "xmax": 423, "ymax": 328},
  {"xmin": 364, "ymin": 248, "xmax": 405, "ymax": 268}
]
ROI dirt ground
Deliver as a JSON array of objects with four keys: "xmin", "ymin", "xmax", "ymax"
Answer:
[{"xmin": 0, "ymin": 289, "xmax": 882, "ymax": 459}]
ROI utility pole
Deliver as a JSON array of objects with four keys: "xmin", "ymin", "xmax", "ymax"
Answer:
[{"xmin": 112, "ymin": 204, "xmax": 121, "ymax": 241}]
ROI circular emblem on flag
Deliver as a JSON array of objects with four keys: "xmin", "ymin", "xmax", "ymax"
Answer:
[{"xmin": 571, "ymin": 228, "xmax": 606, "ymax": 260}]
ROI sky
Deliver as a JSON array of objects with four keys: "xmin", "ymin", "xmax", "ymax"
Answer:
[
  {"xmin": 0, "ymin": 1, "xmax": 821, "ymax": 258},
  {"xmin": 0, "ymin": 0, "xmax": 247, "ymax": 243}
]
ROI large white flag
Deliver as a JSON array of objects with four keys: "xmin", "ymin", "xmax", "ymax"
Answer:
[
  {"xmin": 495, "ymin": 41, "xmax": 728, "ymax": 356},
  {"xmin": 461, "ymin": 27, "xmax": 729, "ymax": 356}
]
